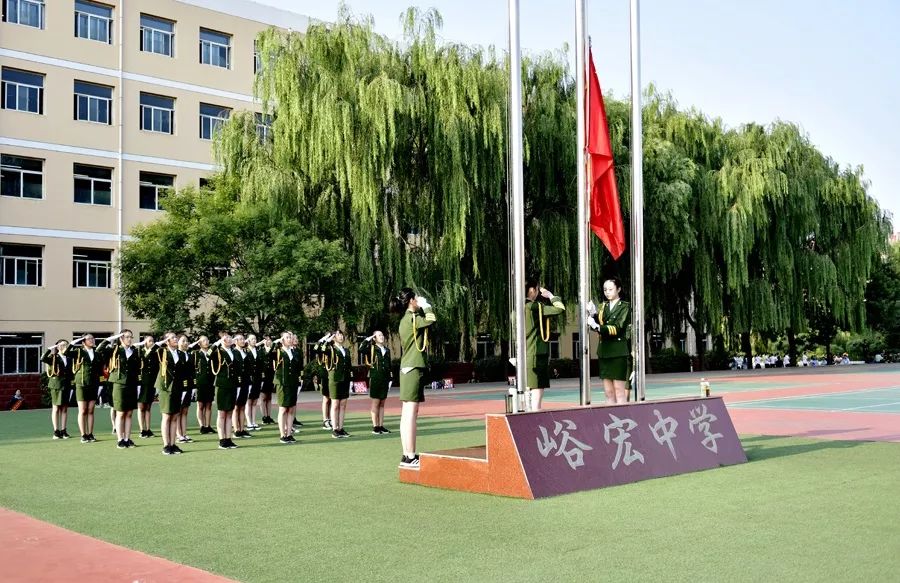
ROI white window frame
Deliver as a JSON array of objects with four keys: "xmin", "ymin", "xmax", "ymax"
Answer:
[
  {"xmin": 1, "ymin": 249, "xmax": 42, "ymax": 287},
  {"xmin": 73, "ymin": 250, "xmax": 112, "ymax": 289},
  {"xmin": 0, "ymin": 335, "xmax": 43, "ymax": 375},
  {"xmin": 139, "ymin": 174, "xmax": 173, "ymax": 211},
  {"xmin": 0, "ymin": 155, "xmax": 43, "ymax": 199},
  {"xmin": 74, "ymin": 1, "xmax": 112, "ymax": 44},
  {"xmin": 200, "ymin": 29, "xmax": 231, "ymax": 69},
  {"xmin": 140, "ymin": 15, "xmax": 174, "ymax": 57},
  {"xmin": 73, "ymin": 165, "xmax": 112, "ymax": 206},
  {"xmin": 140, "ymin": 94, "xmax": 174, "ymax": 134},
  {"xmin": 2, "ymin": 72, "xmax": 43, "ymax": 115},
  {"xmin": 74, "ymin": 83, "xmax": 112, "ymax": 125},
  {"xmin": 199, "ymin": 105, "xmax": 230, "ymax": 141},
  {"xmin": 3, "ymin": 0, "xmax": 45, "ymax": 29}
]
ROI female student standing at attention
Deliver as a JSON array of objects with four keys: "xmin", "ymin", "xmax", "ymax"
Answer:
[
  {"xmin": 325, "ymin": 330, "xmax": 353, "ymax": 439},
  {"xmin": 390, "ymin": 288, "xmax": 437, "ymax": 468},
  {"xmin": 210, "ymin": 333, "xmax": 238, "ymax": 449},
  {"xmin": 588, "ymin": 277, "xmax": 632, "ymax": 404},
  {"xmin": 42, "ymin": 339, "xmax": 74, "ymax": 439},
  {"xmin": 360, "ymin": 331, "xmax": 392, "ymax": 434},
  {"xmin": 98, "ymin": 331, "xmax": 140, "ymax": 448},
  {"xmin": 155, "ymin": 332, "xmax": 184, "ymax": 455},
  {"xmin": 272, "ymin": 331, "xmax": 300, "ymax": 444},
  {"xmin": 193, "ymin": 336, "xmax": 215, "ymax": 434},
  {"xmin": 175, "ymin": 335, "xmax": 194, "ymax": 445},
  {"xmin": 137, "ymin": 335, "xmax": 158, "ymax": 438},
  {"xmin": 257, "ymin": 336, "xmax": 276, "ymax": 425},
  {"xmin": 70, "ymin": 334, "xmax": 103, "ymax": 442}
]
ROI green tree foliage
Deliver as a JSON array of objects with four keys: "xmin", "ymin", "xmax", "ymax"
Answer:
[
  {"xmin": 866, "ymin": 243, "xmax": 900, "ymax": 349},
  {"xmin": 118, "ymin": 187, "xmax": 359, "ymax": 336}
]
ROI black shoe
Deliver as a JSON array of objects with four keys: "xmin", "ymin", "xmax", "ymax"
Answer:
[
  {"xmin": 226, "ymin": 439, "xmax": 238, "ymax": 449},
  {"xmin": 332, "ymin": 430, "xmax": 341, "ymax": 439},
  {"xmin": 139, "ymin": 430, "xmax": 149, "ymax": 438},
  {"xmin": 287, "ymin": 435, "xmax": 297, "ymax": 443},
  {"xmin": 146, "ymin": 430, "xmax": 155, "ymax": 438},
  {"xmin": 399, "ymin": 455, "xmax": 420, "ymax": 468},
  {"xmin": 116, "ymin": 439, "xmax": 127, "ymax": 449},
  {"xmin": 162, "ymin": 445, "xmax": 173, "ymax": 455},
  {"xmin": 264, "ymin": 416, "xmax": 275, "ymax": 424},
  {"xmin": 279, "ymin": 436, "xmax": 292, "ymax": 444},
  {"xmin": 172, "ymin": 445, "xmax": 184, "ymax": 455},
  {"xmin": 340, "ymin": 429, "xmax": 350, "ymax": 438},
  {"xmin": 379, "ymin": 426, "xmax": 391, "ymax": 434},
  {"xmin": 61, "ymin": 430, "xmax": 71, "ymax": 439},
  {"xmin": 198, "ymin": 427, "xmax": 207, "ymax": 435},
  {"xmin": 88, "ymin": 433, "xmax": 97, "ymax": 442},
  {"xmin": 126, "ymin": 439, "xmax": 136, "ymax": 448},
  {"xmin": 53, "ymin": 430, "xmax": 62, "ymax": 440},
  {"xmin": 372, "ymin": 427, "xmax": 381, "ymax": 435},
  {"xmin": 81, "ymin": 435, "xmax": 90, "ymax": 443},
  {"xmin": 219, "ymin": 439, "xmax": 228, "ymax": 449},
  {"xmin": 292, "ymin": 418, "xmax": 302, "ymax": 427}
]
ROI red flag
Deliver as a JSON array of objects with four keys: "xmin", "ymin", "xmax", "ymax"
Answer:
[{"xmin": 587, "ymin": 50, "xmax": 626, "ymax": 259}]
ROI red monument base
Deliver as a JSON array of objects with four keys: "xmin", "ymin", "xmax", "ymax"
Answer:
[{"xmin": 400, "ymin": 396, "xmax": 747, "ymax": 499}]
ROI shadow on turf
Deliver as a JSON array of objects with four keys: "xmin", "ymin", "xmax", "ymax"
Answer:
[{"xmin": 740, "ymin": 434, "xmax": 866, "ymax": 462}]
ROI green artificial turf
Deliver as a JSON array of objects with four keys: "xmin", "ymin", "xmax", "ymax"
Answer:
[{"xmin": 1, "ymin": 405, "xmax": 898, "ymax": 582}]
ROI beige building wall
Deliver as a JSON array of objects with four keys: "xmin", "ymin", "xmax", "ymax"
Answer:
[{"xmin": 0, "ymin": 0, "xmax": 309, "ymax": 373}]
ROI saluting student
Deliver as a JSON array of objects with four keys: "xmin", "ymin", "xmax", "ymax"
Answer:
[
  {"xmin": 523, "ymin": 279, "xmax": 566, "ymax": 412},
  {"xmin": 210, "ymin": 333, "xmax": 238, "ymax": 449},
  {"xmin": 137, "ymin": 335, "xmax": 158, "ymax": 438},
  {"xmin": 360, "ymin": 331, "xmax": 392, "ymax": 434},
  {"xmin": 588, "ymin": 277, "xmax": 632, "ymax": 404},
  {"xmin": 322, "ymin": 331, "xmax": 352, "ymax": 439},
  {"xmin": 231, "ymin": 334, "xmax": 251, "ymax": 439},
  {"xmin": 70, "ymin": 334, "xmax": 103, "ymax": 442},
  {"xmin": 290, "ymin": 332, "xmax": 304, "ymax": 430},
  {"xmin": 193, "ymin": 336, "xmax": 216, "ymax": 434},
  {"xmin": 313, "ymin": 336, "xmax": 333, "ymax": 430},
  {"xmin": 175, "ymin": 335, "xmax": 194, "ymax": 445},
  {"xmin": 155, "ymin": 332, "xmax": 184, "ymax": 455},
  {"xmin": 97, "ymin": 330, "xmax": 140, "ymax": 448},
  {"xmin": 42, "ymin": 339, "xmax": 74, "ymax": 440},
  {"xmin": 272, "ymin": 331, "xmax": 300, "ymax": 444},
  {"xmin": 245, "ymin": 335, "xmax": 262, "ymax": 430},
  {"xmin": 390, "ymin": 288, "xmax": 437, "ymax": 468},
  {"xmin": 257, "ymin": 336, "xmax": 276, "ymax": 425}
]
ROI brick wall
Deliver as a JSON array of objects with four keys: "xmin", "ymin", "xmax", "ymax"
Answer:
[{"xmin": 0, "ymin": 374, "xmax": 42, "ymax": 410}]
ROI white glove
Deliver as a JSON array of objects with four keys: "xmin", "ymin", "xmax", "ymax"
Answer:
[
  {"xmin": 539, "ymin": 287, "xmax": 554, "ymax": 299},
  {"xmin": 416, "ymin": 296, "xmax": 431, "ymax": 310},
  {"xmin": 588, "ymin": 319, "xmax": 601, "ymax": 331},
  {"xmin": 324, "ymin": 333, "xmax": 334, "ymax": 343},
  {"xmin": 508, "ymin": 357, "xmax": 517, "ymax": 367},
  {"xmin": 318, "ymin": 334, "xmax": 329, "ymax": 343},
  {"xmin": 154, "ymin": 339, "xmax": 167, "ymax": 346},
  {"xmin": 104, "ymin": 332, "xmax": 124, "ymax": 342},
  {"xmin": 71, "ymin": 335, "xmax": 87, "ymax": 346},
  {"xmin": 191, "ymin": 389, "xmax": 197, "ymax": 400},
  {"xmin": 586, "ymin": 300, "xmax": 597, "ymax": 316},
  {"xmin": 365, "ymin": 335, "xmax": 374, "ymax": 342}
]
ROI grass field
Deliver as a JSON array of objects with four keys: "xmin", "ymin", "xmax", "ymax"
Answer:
[{"xmin": 1, "ymin": 401, "xmax": 899, "ymax": 582}]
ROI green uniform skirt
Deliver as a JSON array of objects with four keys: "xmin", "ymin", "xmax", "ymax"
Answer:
[
  {"xmin": 49, "ymin": 386, "xmax": 65, "ymax": 407},
  {"xmin": 113, "ymin": 382, "xmax": 137, "ymax": 412},
  {"xmin": 598, "ymin": 356, "xmax": 631, "ymax": 382},
  {"xmin": 399, "ymin": 368, "xmax": 425, "ymax": 403},
  {"xmin": 235, "ymin": 384, "xmax": 249, "ymax": 407},
  {"xmin": 331, "ymin": 380, "xmax": 350, "ymax": 400},
  {"xmin": 275, "ymin": 383, "xmax": 296, "ymax": 408},
  {"xmin": 158, "ymin": 387, "xmax": 182, "ymax": 415},
  {"xmin": 368, "ymin": 376, "xmax": 389, "ymax": 400},
  {"xmin": 196, "ymin": 382, "xmax": 214, "ymax": 404},
  {"xmin": 216, "ymin": 384, "xmax": 235, "ymax": 412},
  {"xmin": 75, "ymin": 383, "xmax": 98, "ymax": 402},
  {"xmin": 527, "ymin": 363, "xmax": 550, "ymax": 390},
  {"xmin": 137, "ymin": 383, "xmax": 156, "ymax": 405}
]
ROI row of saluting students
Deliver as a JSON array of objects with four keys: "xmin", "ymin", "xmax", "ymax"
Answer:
[{"xmin": 42, "ymin": 287, "xmax": 437, "ymax": 467}]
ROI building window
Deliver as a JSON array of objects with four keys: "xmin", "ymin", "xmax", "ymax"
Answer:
[
  {"xmin": 73, "ymin": 80, "xmax": 112, "ymax": 124},
  {"xmin": 139, "ymin": 171, "xmax": 173, "ymax": 210},
  {"xmin": 0, "ymin": 333, "xmax": 43, "ymax": 375},
  {"xmin": 73, "ymin": 248, "xmax": 112, "ymax": 288},
  {"xmin": 549, "ymin": 332, "xmax": 560, "ymax": 359},
  {"xmin": 200, "ymin": 28, "xmax": 231, "ymax": 69},
  {"xmin": 199, "ymin": 103, "xmax": 230, "ymax": 140},
  {"xmin": 2, "ymin": 0, "xmax": 44, "ymax": 29},
  {"xmin": 74, "ymin": 1, "xmax": 112, "ymax": 44},
  {"xmin": 1, "ymin": 154, "xmax": 43, "ymax": 199},
  {"xmin": 74, "ymin": 164, "xmax": 112, "ymax": 206},
  {"xmin": 1, "ymin": 67, "xmax": 44, "ymax": 114},
  {"xmin": 253, "ymin": 40, "xmax": 261, "ymax": 74},
  {"xmin": 572, "ymin": 332, "xmax": 581, "ymax": 360},
  {"xmin": 255, "ymin": 112, "xmax": 272, "ymax": 143},
  {"xmin": 199, "ymin": 177, "xmax": 212, "ymax": 190},
  {"xmin": 476, "ymin": 334, "xmax": 495, "ymax": 360},
  {"xmin": 140, "ymin": 92, "xmax": 174, "ymax": 134},
  {"xmin": 140, "ymin": 14, "xmax": 174, "ymax": 57},
  {"xmin": 0, "ymin": 243, "xmax": 42, "ymax": 286}
]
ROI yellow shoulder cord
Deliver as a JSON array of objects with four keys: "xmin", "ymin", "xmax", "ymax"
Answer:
[
  {"xmin": 538, "ymin": 303, "xmax": 551, "ymax": 342},
  {"xmin": 47, "ymin": 353, "xmax": 59, "ymax": 377},
  {"xmin": 158, "ymin": 349, "xmax": 167, "ymax": 381},
  {"xmin": 413, "ymin": 313, "xmax": 429, "ymax": 352},
  {"xmin": 325, "ymin": 347, "xmax": 336, "ymax": 372},
  {"xmin": 210, "ymin": 349, "xmax": 223, "ymax": 376},
  {"xmin": 73, "ymin": 349, "xmax": 84, "ymax": 374},
  {"xmin": 109, "ymin": 346, "xmax": 119, "ymax": 372},
  {"xmin": 365, "ymin": 344, "xmax": 373, "ymax": 368},
  {"xmin": 274, "ymin": 348, "xmax": 282, "ymax": 372}
]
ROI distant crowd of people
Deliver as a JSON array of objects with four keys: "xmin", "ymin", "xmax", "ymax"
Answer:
[{"xmin": 731, "ymin": 352, "xmax": 865, "ymax": 370}]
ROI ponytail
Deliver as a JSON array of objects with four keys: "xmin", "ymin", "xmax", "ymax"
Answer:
[{"xmin": 389, "ymin": 287, "xmax": 416, "ymax": 314}]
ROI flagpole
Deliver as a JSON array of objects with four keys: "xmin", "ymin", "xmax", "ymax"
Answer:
[
  {"xmin": 575, "ymin": 0, "xmax": 590, "ymax": 405},
  {"xmin": 508, "ymin": 0, "xmax": 528, "ymax": 400},
  {"xmin": 629, "ymin": 0, "xmax": 646, "ymax": 400}
]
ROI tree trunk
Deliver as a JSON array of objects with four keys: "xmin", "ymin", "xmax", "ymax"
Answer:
[
  {"xmin": 786, "ymin": 329, "xmax": 797, "ymax": 368},
  {"xmin": 741, "ymin": 332, "xmax": 752, "ymax": 368},
  {"xmin": 826, "ymin": 342, "xmax": 833, "ymax": 365}
]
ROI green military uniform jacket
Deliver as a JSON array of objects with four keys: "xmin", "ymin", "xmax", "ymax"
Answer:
[
  {"xmin": 242, "ymin": 347, "xmax": 257, "ymax": 389},
  {"xmin": 70, "ymin": 346, "xmax": 102, "ymax": 388},
  {"xmin": 359, "ymin": 339, "xmax": 392, "ymax": 386},
  {"xmin": 42, "ymin": 348, "xmax": 73, "ymax": 390},
  {"xmin": 99, "ymin": 342, "xmax": 141, "ymax": 387},
  {"xmin": 154, "ymin": 347, "xmax": 181, "ymax": 392},
  {"xmin": 176, "ymin": 350, "xmax": 193, "ymax": 393},
  {"xmin": 525, "ymin": 296, "xmax": 566, "ymax": 363},
  {"xmin": 593, "ymin": 300, "xmax": 631, "ymax": 358},
  {"xmin": 139, "ymin": 344, "xmax": 160, "ymax": 392},
  {"xmin": 319, "ymin": 342, "xmax": 352, "ymax": 384},
  {"xmin": 210, "ymin": 346, "xmax": 236, "ymax": 389},
  {"xmin": 232, "ymin": 347, "xmax": 248, "ymax": 388},
  {"xmin": 193, "ymin": 349, "xmax": 212, "ymax": 387},
  {"xmin": 399, "ymin": 307, "xmax": 437, "ymax": 369},
  {"xmin": 272, "ymin": 346, "xmax": 300, "ymax": 390},
  {"xmin": 256, "ymin": 346, "xmax": 273, "ymax": 388}
]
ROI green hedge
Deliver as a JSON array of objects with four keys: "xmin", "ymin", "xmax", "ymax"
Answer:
[{"xmin": 649, "ymin": 348, "xmax": 691, "ymax": 373}]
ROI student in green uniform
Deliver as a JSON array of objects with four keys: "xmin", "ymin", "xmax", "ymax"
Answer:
[
  {"xmin": 175, "ymin": 335, "xmax": 194, "ymax": 445},
  {"xmin": 193, "ymin": 335, "xmax": 215, "ymax": 434},
  {"xmin": 42, "ymin": 339, "xmax": 73, "ymax": 439},
  {"xmin": 272, "ymin": 331, "xmax": 300, "ymax": 444},
  {"xmin": 257, "ymin": 336, "xmax": 275, "ymax": 425},
  {"xmin": 137, "ymin": 335, "xmax": 158, "ymax": 438},
  {"xmin": 98, "ymin": 330, "xmax": 140, "ymax": 448},
  {"xmin": 210, "ymin": 333, "xmax": 238, "ymax": 449},
  {"xmin": 289, "ymin": 332, "xmax": 304, "ymax": 430},
  {"xmin": 360, "ymin": 330, "xmax": 392, "ymax": 434},
  {"xmin": 231, "ymin": 334, "xmax": 251, "ymax": 439},
  {"xmin": 323, "ymin": 330, "xmax": 353, "ymax": 439},
  {"xmin": 70, "ymin": 334, "xmax": 103, "ymax": 442},
  {"xmin": 245, "ymin": 334, "xmax": 262, "ymax": 431},
  {"xmin": 314, "ymin": 336, "xmax": 332, "ymax": 430},
  {"xmin": 523, "ymin": 280, "xmax": 566, "ymax": 412},
  {"xmin": 155, "ymin": 332, "xmax": 184, "ymax": 455},
  {"xmin": 390, "ymin": 288, "xmax": 437, "ymax": 468},
  {"xmin": 588, "ymin": 277, "xmax": 632, "ymax": 404}
]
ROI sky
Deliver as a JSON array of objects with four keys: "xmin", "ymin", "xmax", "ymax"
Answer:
[{"xmin": 256, "ymin": 0, "xmax": 900, "ymax": 223}]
